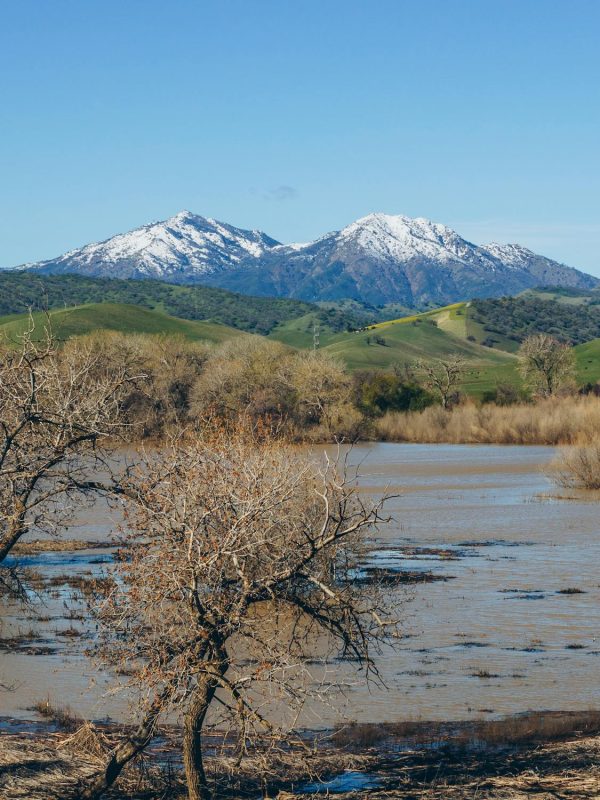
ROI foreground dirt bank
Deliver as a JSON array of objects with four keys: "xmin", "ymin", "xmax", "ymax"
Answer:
[{"xmin": 3, "ymin": 719, "xmax": 600, "ymax": 799}]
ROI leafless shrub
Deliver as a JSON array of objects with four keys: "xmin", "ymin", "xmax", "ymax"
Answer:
[
  {"xmin": 518, "ymin": 334, "xmax": 576, "ymax": 397},
  {"xmin": 0, "ymin": 319, "xmax": 142, "ymax": 598},
  {"xmin": 552, "ymin": 441, "xmax": 600, "ymax": 490},
  {"xmin": 30, "ymin": 697, "xmax": 83, "ymax": 731},
  {"xmin": 413, "ymin": 356, "xmax": 466, "ymax": 409},
  {"xmin": 59, "ymin": 721, "xmax": 110, "ymax": 761},
  {"xmin": 190, "ymin": 339, "xmax": 364, "ymax": 441},
  {"xmin": 62, "ymin": 331, "xmax": 211, "ymax": 439},
  {"xmin": 82, "ymin": 421, "xmax": 400, "ymax": 800}
]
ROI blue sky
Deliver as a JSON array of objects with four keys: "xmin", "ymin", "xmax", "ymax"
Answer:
[{"xmin": 1, "ymin": 0, "xmax": 599, "ymax": 273}]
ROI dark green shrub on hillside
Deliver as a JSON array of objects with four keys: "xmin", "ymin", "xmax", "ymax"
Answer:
[
  {"xmin": 353, "ymin": 371, "xmax": 436, "ymax": 417},
  {"xmin": 579, "ymin": 382, "xmax": 600, "ymax": 397},
  {"xmin": 482, "ymin": 382, "xmax": 527, "ymax": 406},
  {"xmin": 472, "ymin": 296, "xmax": 600, "ymax": 346}
]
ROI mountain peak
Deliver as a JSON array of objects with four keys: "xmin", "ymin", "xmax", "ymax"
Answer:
[
  {"xmin": 15, "ymin": 210, "xmax": 598, "ymax": 305},
  {"xmin": 20, "ymin": 212, "xmax": 278, "ymax": 282},
  {"xmin": 336, "ymin": 211, "xmax": 473, "ymax": 265},
  {"xmin": 169, "ymin": 209, "xmax": 200, "ymax": 224}
]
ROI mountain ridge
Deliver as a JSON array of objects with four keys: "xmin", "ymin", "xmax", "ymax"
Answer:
[
  {"xmin": 13, "ymin": 211, "xmax": 598, "ymax": 307},
  {"xmin": 18, "ymin": 211, "xmax": 279, "ymax": 283}
]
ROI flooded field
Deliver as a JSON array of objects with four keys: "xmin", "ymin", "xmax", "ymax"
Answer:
[{"xmin": 2, "ymin": 443, "xmax": 600, "ymax": 727}]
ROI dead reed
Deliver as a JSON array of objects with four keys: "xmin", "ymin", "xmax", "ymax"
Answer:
[{"xmin": 376, "ymin": 395, "xmax": 600, "ymax": 445}]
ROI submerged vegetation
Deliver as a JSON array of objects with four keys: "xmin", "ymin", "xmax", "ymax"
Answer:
[{"xmin": 552, "ymin": 442, "xmax": 600, "ymax": 490}]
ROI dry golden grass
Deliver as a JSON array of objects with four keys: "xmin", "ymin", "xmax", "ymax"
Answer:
[
  {"xmin": 4, "ymin": 719, "xmax": 600, "ymax": 799},
  {"xmin": 12, "ymin": 539, "xmax": 111, "ymax": 554},
  {"xmin": 375, "ymin": 395, "xmax": 600, "ymax": 446}
]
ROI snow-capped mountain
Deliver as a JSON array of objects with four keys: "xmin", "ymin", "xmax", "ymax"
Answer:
[
  {"xmin": 18, "ymin": 211, "xmax": 597, "ymax": 306},
  {"xmin": 21, "ymin": 211, "xmax": 279, "ymax": 282},
  {"xmin": 213, "ymin": 213, "xmax": 598, "ymax": 305}
]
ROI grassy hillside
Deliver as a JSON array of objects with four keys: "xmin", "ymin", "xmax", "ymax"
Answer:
[
  {"xmin": 368, "ymin": 302, "xmax": 467, "ymax": 329},
  {"xmin": 365, "ymin": 301, "xmax": 517, "ymax": 349},
  {"xmin": 0, "ymin": 271, "xmax": 318, "ymax": 335},
  {"xmin": 470, "ymin": 296, "xmax": 600, "ymax": 349},
  {"xmin": 320, "ymin": 300, "xmax": 600, "ymax": 395},
  {"xmin": 268, "ymin": 311, "xmax": 359, "ymax": 348},
  {"xmin": 575, "ymin": 339, "xmax": 600, "ymax": 385},
  {"xmin": 0, "ymin": 303, "xmax": 244, "ymax": 345},
  {"xmin": 365, "ymin": 295, "xmax": 600, "ymax": 357},
  {"xmin": 319, "ymin": 304, "xmax": 519, "ymax": 396},
  {"xmin": 520, "ymin": 286, "xmax": 600, "ymax": 305}
]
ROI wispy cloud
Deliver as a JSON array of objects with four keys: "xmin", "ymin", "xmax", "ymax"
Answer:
[
  {"xmin": 250, "ymin": 185, "xmax": 298, "ymax": 202},
  {"xmin": 269, "ymin": 184, "xmax": 297, "ymax": 201}
]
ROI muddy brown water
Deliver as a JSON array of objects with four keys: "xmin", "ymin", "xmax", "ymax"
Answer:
[{"xmin": 2, "ymin": 443, "xmax": 600, "ymax": 727}]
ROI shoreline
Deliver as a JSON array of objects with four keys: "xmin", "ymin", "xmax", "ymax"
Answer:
[{"xmin": 3, "ymin": 710, "xmax": 600, "ymax": 798}]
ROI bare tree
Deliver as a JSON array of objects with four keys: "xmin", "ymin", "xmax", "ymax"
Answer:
[
  {"xmin": 414, "ymin": 356, "xmax": 466, "ymax": 409},
  {"xmin": 284, "ymin": 350, "xmax": 360, "ymax": 438},
  {"xmin": 0, "ymin": 321, "xmax": 140, "ymax": 596},
  {"xmin": 191, "ymin": 340, "xmax": 361, "ymax": 440},
  {"xmin": 83, "ymin": 423, "xmax": 399, "ymax": 800},
  {"xmin": 518, "ymin": 334, "xmax": 575, "ymax": 397}
]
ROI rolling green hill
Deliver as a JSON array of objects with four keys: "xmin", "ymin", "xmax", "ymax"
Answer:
[
  {"xmin": 520, "ymin": 286, "xmax": 600, "ymax": 305},
  {"xmin": 469, "ymin": 296, "xmax": 600, "ymax": 349},
  {"xmin": 2, "ymin": 275, "xmax": 599, "ymax": 397},
  {"xmin": 0, "ymin": 271, "xmax": 376, "ymax": 341},
  {"xmin": 364, "ymin": 301, "xmax": 516, "ymax": 349},
  {"xmin": 0, "ymin": 303, "xmax": 244, "ymax": 345},
  {"xmin": 575, "ymin": 339, "xmax": 600, "ymax": 385},
  {"xmin": 363, "ymin": 295, "xmax": 600, "ymax": 357},
  {"xmin": 318, "ymin": 303, "xmax": 519, "ymax": 396},
  {"xmin": 0, "ymin": 271, "xmax": 319, "ymax": 335},
  {"xmin": 268, "ymin": 311, "xmax": 359, "ymax": 348},
  {"xmin": 317, "ymin": 300, "xmax": 600, "ymax": 395}
]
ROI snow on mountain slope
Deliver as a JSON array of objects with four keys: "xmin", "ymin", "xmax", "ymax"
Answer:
[
  {"xmin": 213, "ymin": 212, "xmax": 598, "ymax": 305},
  {"xmin": 481, "ymin": 242, "xmax": 536, "ymax": 268},
  {"xmin": 16, "ymin": 210, "xmax": 598, "ymax": 306},
  {"xmin": 21, "ymin": 211, "xmax": 279, "ymax": 281},
  {"xmin": 337, "ymin": 213, "xmax": 495, "ymax": 266}
]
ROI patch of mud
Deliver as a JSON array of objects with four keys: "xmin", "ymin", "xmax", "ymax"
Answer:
[{"xmin": 12, "ymin": 540, "xmax": 113, "ymax": 555}]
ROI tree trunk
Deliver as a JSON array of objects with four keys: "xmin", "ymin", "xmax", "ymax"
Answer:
[
  {"xmin": 77, "ymin": 698, "xmax": 162, "ymax": 800},
  {"xmin": 0, "ymin": 518, "xmax": 25, "ymax": 563},
  {"xmin": 183, "ymin": 674, "xmax": 219, "ymax": 800}
]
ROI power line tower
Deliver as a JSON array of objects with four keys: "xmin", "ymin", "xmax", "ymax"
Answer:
[{"xmin": 313, "ymin": 321, "xmax": 320, "ymax": 351}]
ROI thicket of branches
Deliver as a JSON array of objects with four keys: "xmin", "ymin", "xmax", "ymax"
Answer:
[
  {"xmin": 518, "ymin": 334, "xmax": 576, "ymax": 397},
  {"xmin": 0, "ymin": 322, "xmax": 140, "ymax": 599},
  {"xmin": 81, "ymin": 424, "xmax": 399, "ymax": 799},
  {"xmin": 0, "ymin": 322, "xmax": 402, "ymax": 800}
]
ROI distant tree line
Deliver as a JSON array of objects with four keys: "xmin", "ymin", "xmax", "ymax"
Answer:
[
  {"xmin": 471, "ymin": 296, "xmax": 600, "ymax": 346},
  {"xmin": 0, "ymin": 272, "xmax": 320, "ymax": 335}
]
